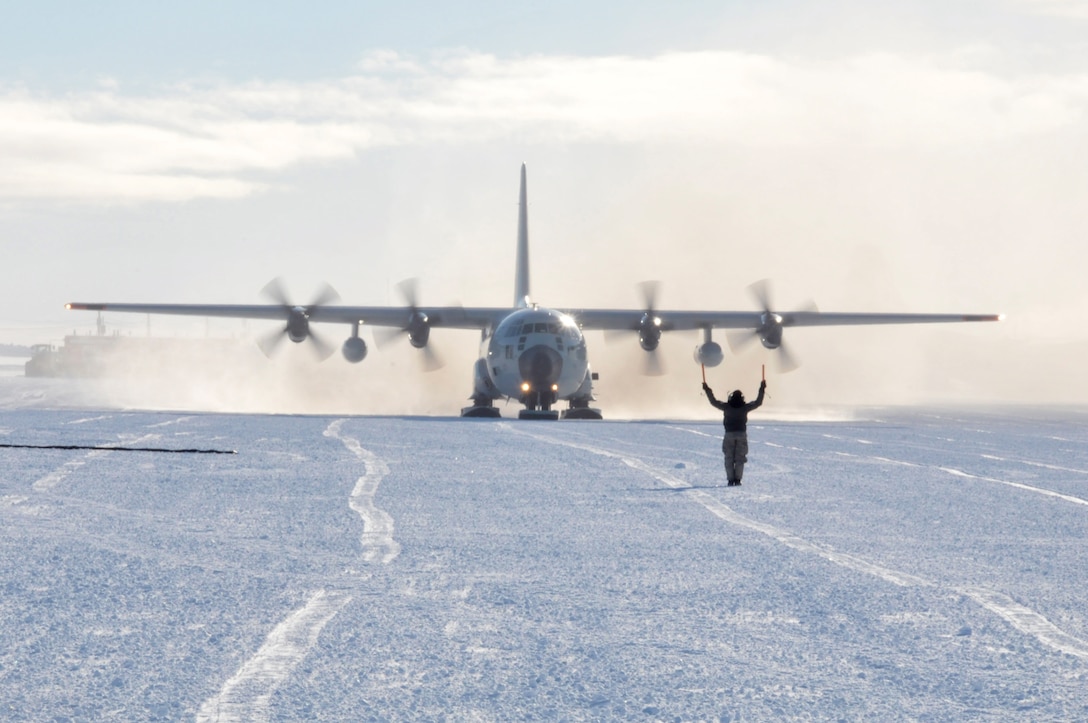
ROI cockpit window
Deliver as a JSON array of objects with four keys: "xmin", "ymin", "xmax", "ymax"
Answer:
[{"xmin": 502, "ymin": 314, "xmax": 581, "ymax": 339}]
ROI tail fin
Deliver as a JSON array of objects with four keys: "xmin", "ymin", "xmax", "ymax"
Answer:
[{"xmin": 514, "ymin": 163, "xmax": 531, "ymax": 308}]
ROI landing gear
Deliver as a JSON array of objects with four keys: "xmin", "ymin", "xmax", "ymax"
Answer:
[
  {"xmin": 561, "ymin": 395, "xmax": 602, "ymax": 420},
  {"xmin": 518, "ymin": 389, "xmax": 559, "ymax": 420},
  {"xmin": 461, "ymin": 405, "xmax": 502, "ymax": 418},
  {"xmin": 458, "ymin": 386, "xmax": 603, "ymax": 421},
  {"xmin": 460, "ymin": 396, "xmax": 502, "ymax": 418},
  {"xmin": 561, "ymin": 407, "xmax": 602, "ymax": 420},
  {"xmin": 519, "ymin": 408, "xmax": 560, "ymax": 420}
]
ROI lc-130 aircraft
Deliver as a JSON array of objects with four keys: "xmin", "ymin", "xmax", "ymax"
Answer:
[{"xmin": 67, "ymin": 164, "xmax": 1002, "ymax": 420}]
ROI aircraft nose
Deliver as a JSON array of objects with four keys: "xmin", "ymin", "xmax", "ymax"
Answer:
[{"xmin": 519, "ymin": 345, "xmax": 563, "ymax": 387}]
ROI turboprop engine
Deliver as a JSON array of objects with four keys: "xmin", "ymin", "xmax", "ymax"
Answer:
[
  {"xmin": 374, "ymin": 282, "xmax": 445, "ymax": 371},
  {"xmin": 284, "ymin": 308, "xmax": 310, "ymax": 343},
  {"xmin": 407, "ymin": 311, "xmax": 431, "ymax": 349},
  {"xmin": 759, "ymin": 312, "xmax": 784, "ymax": 349},
  {"xmin": 638, "ymin": 312, "xmax": 662, "ymax": 351},
  {"xmin": 256, "ymin": 278, "xmax": 340, "ymax": 361},
  {"xmin": 726, "ymin": 282, "xmax": 807, "ymax": 372}
]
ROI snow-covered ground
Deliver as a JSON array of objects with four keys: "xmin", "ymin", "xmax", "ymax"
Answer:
[{"xmin": 1, "ymin": 378, "xmax": 1087, "ymax": 721}]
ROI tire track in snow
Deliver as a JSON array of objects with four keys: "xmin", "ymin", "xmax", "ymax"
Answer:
[
  {"xmin": 941, "ymin": 466, "xmax": 1088, "ymax": 507},
  {"xmin": 980, "ymin": 453, "xmax": 1088, "ymax": 477},
  {"xmin": 32, "ymin": 419, "xmax": 200, "ymax": 491},
  {"xmin": 510, "ymin": 426, "xmax": 927, "ymax": 588},
  {"xmin": 200, "ymin": 419, "xmax": 397, "ymax": 721},
  {"xmin": 195, "ymin": 589, "xmax": 352, "ymax": 723},
  {"xmin": 32, "ymin": 433, "xmax": 159, "ymax": 491},
  {"xmin": 959, "ymin": 587, "xmax": 1088, "ymax": 658},
  {"xmin": 747, "ymin": 435, "xmax": 1088, "ymax": 510},
  {"xmin": 324, "ymin": 418, "xmax": 401, "ymax": 564},
  {"xmin": 32, "ymin": 450, "xmax": 108, "ymax": 491},
  {"xmin": 766, "ymin": 430, "xmax": 1088, "ymax": 509},
  {"xmin": 818, "ymin": 444, "xmax": 1088, "ymax": 508},
  {"xmin": 63, "ymin": 415, "xmax": 113, "ymax": 425},
  {"xmin": 146, "ymin": 415, "xmax": 195, "ymax": 429},
  {"xmin": 510, "ymin": 425, "xmax": 1088, "ymax": 660}
]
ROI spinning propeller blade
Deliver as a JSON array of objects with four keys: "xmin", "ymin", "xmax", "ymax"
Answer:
[
  {"xmin": 374, "ymin": 278, "xmax": 445, "ymax": 372},
  {"xmin": 726, "ymin": 279, "xmax": 816, "ymax": 373},
  {"xmin": 604, "ymin": 281, "xmax": 667, "ymax": 376},
  {"xmin": 257, "ymin": 277, "xmax": 341, "ymax": 361}
]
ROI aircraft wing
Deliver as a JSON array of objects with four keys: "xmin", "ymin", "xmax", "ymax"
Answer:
[
  {"xmin": 67, "ymin": 302, "xmax": 1001, "ymax": 332},
  {"xmin": 565, "ymin": 308, "xmax": 1002, "ymax": 332},
  {"xmin": 311, "ymin": 305, "xmax": 507, "ymax": 330},
  {"xmin": 755, "ymin": 311, "xmax": 1004, "ymax": 327},
  {"xmin": 64, "ymin": 302, "xmax": 510, "ymax": 330}
]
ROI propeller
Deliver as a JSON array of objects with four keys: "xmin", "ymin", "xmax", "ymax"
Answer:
[
  {"xmin": 726, "ymin": 279, "xmax": 816, "ymax": 373},
  {"xmin": 374, "ymin": 278, "xmax": 444, "ymax": 372},
  {"xmin": 257, "ymin": 277, "xmax": 341, "ymax": 361},
  {"xmin": 605, "ymin": 280, "xmax": 666, "ymax": 376}
]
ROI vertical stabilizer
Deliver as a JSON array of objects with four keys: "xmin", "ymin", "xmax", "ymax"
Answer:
[{"xmin": 514, "ymin": 163, "xmax": 531, "ymax": 308}]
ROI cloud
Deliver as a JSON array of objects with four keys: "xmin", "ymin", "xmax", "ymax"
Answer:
[
  {"xmin": 1, "ymin": 49, "xmax": 1086, "ymax": 203},
  {"xmin": 1012, "ymin": 0, "xmax": 1088, "ymax": 19}
]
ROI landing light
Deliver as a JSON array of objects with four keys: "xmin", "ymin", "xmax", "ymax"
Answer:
[
  {"xmin": 521, "ymin": 382, "xmax": 531, "ymax": 393},
  {"xmin": 551, "ymin": 384, "xmax": 558, "ymax": 392}
]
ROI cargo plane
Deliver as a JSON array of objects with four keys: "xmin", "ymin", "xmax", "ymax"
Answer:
[{"xmin": 67, "ymin": 164, "xmax": 1002, "ymax": 419}]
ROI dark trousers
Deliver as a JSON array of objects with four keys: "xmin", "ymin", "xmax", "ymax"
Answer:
[{"xmin": 722, "ymin": 431, "xmax": 749, "ymax": 483}]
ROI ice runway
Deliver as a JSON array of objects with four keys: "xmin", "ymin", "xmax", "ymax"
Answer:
[{"xmin": 1, "ymin": 402, "xmax": 1087, "ymax": 720}]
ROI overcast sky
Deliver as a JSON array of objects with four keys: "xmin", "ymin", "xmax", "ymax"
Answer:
[{"xmin": 2, "ymin": 0, "xmax": 1087, "ymax": 408}]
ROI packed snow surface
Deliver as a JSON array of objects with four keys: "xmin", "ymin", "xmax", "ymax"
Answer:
[{"xmin": 1, "ymin": 386, "xmax": 1087, "ymax": 720}]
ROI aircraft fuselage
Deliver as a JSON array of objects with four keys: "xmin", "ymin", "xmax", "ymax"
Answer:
[{"xmin": 483, "ymin": 307, "xmax": 591, "ymax": 411}]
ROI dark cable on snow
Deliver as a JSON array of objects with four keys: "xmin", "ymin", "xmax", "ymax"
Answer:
[{"xmin": 0, "ymin": 443, "xmax": 236, "ymax": 455}]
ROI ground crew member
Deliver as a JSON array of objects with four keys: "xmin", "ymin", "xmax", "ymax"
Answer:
[{"xmin": 703, "ymin": 378, "xmax": 766, "ymax": 486}]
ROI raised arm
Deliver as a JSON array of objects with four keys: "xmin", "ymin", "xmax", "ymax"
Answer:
[
  {"xmin": 747, "ymin": 380, "xmax": 767, "ymax": 411},
  {"xmin": 703, "ymin": 383, "xmax": 727, "ymax": 410}
]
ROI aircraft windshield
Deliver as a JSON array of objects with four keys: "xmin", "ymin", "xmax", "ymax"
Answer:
[{"xmin": 495, "ymin": 312, "xmax": 582, "ymax": 340}]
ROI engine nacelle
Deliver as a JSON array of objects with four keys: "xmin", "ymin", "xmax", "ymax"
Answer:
[
  {"xmin": 342, "ymin": 336, "xmax": 368, "ymax": 363},
  {"xmin": 759, "ymin": 313, "xmax": 783, "ymax": 350},
  {"xmin": 407, "ymin": 311, "xmax": 430, "ymax": 349},
  {"xmin": 638, "ymin": 313, "xmax": 662, "ymax": 351},
  {"xmin": 693, "ymin": 341, "xmax": 724, "ymax": 367},
  {"xmin": 286, "ymin": 307, "xmax": 310, "ymax": 343}
]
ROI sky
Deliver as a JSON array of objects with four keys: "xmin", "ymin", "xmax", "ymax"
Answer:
[{"xmin": 2, "ymin": 0, "xmax": 1088, "ymax": 410}]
